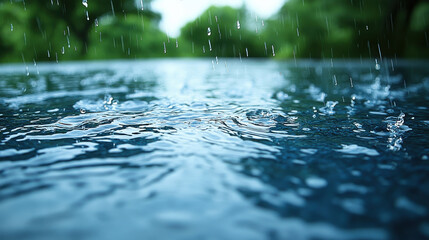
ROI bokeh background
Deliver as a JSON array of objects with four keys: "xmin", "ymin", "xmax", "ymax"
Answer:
[{"xmin": 1, "ymin": 0, "xmax": 429, "ymax": 62}]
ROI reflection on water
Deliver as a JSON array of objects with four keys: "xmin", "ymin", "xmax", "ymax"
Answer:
[{"xmin": 0, "ymin": 59, "xmax": 429, "ymax": 240}]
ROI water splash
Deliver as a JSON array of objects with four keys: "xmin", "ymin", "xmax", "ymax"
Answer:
[{"xmin": 0, "ymin": 59, "xmax": 427, "ymax": 240}]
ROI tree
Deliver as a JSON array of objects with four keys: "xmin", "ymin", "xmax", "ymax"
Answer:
[
  {"xmin": 0, "ymin": 0, "xmax": 161, "ymax": 62},
  {"xmin": 180, "ymin": 6, "xmax": 265, "ymax": 58}
]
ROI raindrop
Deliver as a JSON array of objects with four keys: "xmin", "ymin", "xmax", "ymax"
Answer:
[
  {"xmin": 245, "ymin": 48, "xmax": 249, "ymax": 57},
  {"xmin": 236, "ymin": 20, "xmax": 241, "ymax": 29},
  {"xmin": 47, "ymin": 50, "xmax": 50, "ymax": 58},
  {"xmin": 10, "ymin": 24, "xmax": 13, "ymax": 31},
  {"xmin": 140, "ymin": 0, "xmax": 144, "ymax": 10},
  {"xmin": 272, "ymin": 45, "xmax": 276, "ymax": 57},
  {"xmin": 86, "ymin": 11, "xmax": 89, "ymax": 21},
  {"xmin": 375, "ymin": 59, "xmax": 380, "ymax": 70},
  {"xmin": 264, "ymin": 42, "xmax": 268, "ymax": 55},
  {"xmin": 366, "ymin": 25, "xmax": 369, "ymax": 30},
  {"xmin": 208, "ymin": 40, "xmax": 212, "ymax": 51},
  {"xmin": 95, "ymin": 18, "xmax": 99, "ymax": 27},
  {"xmin": 377, "ymin": 43, "xmax": 382, "ymax": 61},
  {"xmin": 82, "ymin": 0, "xmax": 88, "ymax": 8},
  {"xmin": 297, "ymin": 28, "xmax": 300, "ymax": 37},
  {"xmin": 163, "ymin": 42, "xmax": 166, "ymax": 54},
  {"xmin": 207, "ymin": 27, "xmax": 211, "ymax": 36},
  {"xmin": 61, "ymin": 46, "xmax": 65, "ymax": 54},
  {"xmin": 176, "ymin": 39, "xmax": 179, "ymax": 48}
]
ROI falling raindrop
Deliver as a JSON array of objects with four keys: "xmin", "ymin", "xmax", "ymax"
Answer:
[
  {"xmin": 236, "ymin": 20, "xmax": 241, "ymax": 29},
  {"xmin": 272, "ymin": 45, "xmax": 276, "ymax": 57},
  {"xmin": 140, "ymin": 0, "xmax": 144, "ymax": 10},
  {"xmin": 95, "ymin": 18, "xmax": 99, "ymax": 27},
  {"xmin": 245, "ymin": 48, "xmax": 249, "ymax": 57},
  {"xmin": 207, "ymin": 27, "xmax": 212, "ymax": 36},
  {"xmin": 61, "ymin": 46, "xmax": 65, "ymax": 54},
  {"xmin": 375, "ymin": 59, "xmax": 380, "ymax": 70},
  {"xmin": 10, "ymin": 24, "xmax": 13, "ymax": 31},
  {"xmin": 208, "ymin": 40, "xmax": 212, "ymax": 51},
  {"xmin": 264, "ymin": 42, "xmax": 268, "ymax": 55},
  {"xmin": 163, "ymin": 42, "xmax": 166, "ymax": 54},
  {"xmin": 176, "ymin": 39, "xmax": 179, "ymax": 48},
  {"xmin": 86, "ymin": 11, "xmax": 89, "ymax": 21},
  {"xmin": 82, "ymin": 0, "xmax": 88, "ymax": 8}
]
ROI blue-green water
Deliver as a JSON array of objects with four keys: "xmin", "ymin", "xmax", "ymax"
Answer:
[{"xmin": 0, "ymin": 59, "xmax": 428, "ymax": 240}]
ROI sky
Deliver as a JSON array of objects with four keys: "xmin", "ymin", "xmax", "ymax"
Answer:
[{"xmin": 151, "ymin": 0, "xmax": 286, "ymax": 37}]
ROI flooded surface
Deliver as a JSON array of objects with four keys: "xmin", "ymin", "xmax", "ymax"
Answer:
[{"xmin": 0, "ymin": 59, "xmax": 429, "ymax": 240}]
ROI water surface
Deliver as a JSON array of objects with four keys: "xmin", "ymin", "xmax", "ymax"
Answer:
[{"xmin": 1, "ymin": 59, "xmax": 429, "ymax": 240}]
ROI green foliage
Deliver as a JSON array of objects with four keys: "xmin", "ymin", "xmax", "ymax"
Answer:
[
  {"xmin": 0, "ymin": 0, "xmax": 428, "ymax": 62},
  {"xmin": 180, "ymin": 6, "xmax": 265, "ymax": 58},
  {"xmin": 263, "ymin": 0, "xmax": 429, "ymax": 59},
  {"xmin": 87, "ymin": 15, "xmax": 180, "ymax": 59}
]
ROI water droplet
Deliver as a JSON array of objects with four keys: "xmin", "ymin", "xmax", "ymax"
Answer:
[
  {"xmin": 366, "ymin": 25, "xmax": 369, "ymax": 30},
  {"xmin": 245, "ymin": 48, "xmax": 249, "ymax": 57},
  {"xmin": 375, "ymin": 59, "xmax": 380, "ymax": 70},
  {"xmin": 272, "ymin": 45, "xmax": 275, "ymax": 57},
  {"xmin": 176, "ymin": 39, "xmax": 179, "ymax": 48},
  {"xmin": 95, "ymin": 18, "xmax": 99, "ymax": 27},
  {"xmin": 163, "ymin": 42, "xmax": 166, "ymax": 54},
  {"xmin": 140, "ymin": 0, "xmax": 144, "ymax": 10},
  {"xmin": 207, "ymin": 27, "xmax": 211, "ymax": 36},
  {"xmin": 208, "ymin": 40, "xmax": 212, "ymax": 51},
  {"xmin": 85, "ymin": 11, "xmax": 89, "ymax": 21},
  {"xmin": 10, "ymin": 24, "xmax": 13, "ymax": 31},
  {"xmin": 82, "ymin": 0, "xmax": 88, "ymax": 8},
  {"xmin": 61, "ymin": 46, "xmax": 65, "ymax": 54},
  {"xmin": 236, "ymin": 20, "xmax": 241, "ymax": 29}
]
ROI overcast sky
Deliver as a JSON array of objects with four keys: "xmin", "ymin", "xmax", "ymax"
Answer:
[{"xmin": 151, "ymin": 0, "xmax": 286, "ymax": 37}]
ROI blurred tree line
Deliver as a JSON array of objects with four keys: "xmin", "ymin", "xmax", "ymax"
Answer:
[{"xmin": 0, "ymin": 0, "xmax": 428, "ymax": 63}]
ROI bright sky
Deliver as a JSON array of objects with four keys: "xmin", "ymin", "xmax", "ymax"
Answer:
[{"xmin": 151, "ymin": 0, "xmax": 286, "ymax": 37}]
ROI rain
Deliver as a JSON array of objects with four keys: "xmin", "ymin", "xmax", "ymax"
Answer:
[{"xmin": 0, "ymin": 0, "xmax": 429, "ymax": 240}]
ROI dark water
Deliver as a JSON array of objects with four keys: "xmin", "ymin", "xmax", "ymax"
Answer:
[{"xmin": 0, "ymin": 59, "xmax": 429, "ymax": 240}]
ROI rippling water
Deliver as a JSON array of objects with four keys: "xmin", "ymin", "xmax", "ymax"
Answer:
[{"xmin": 1, "ymin": 59, "xmax": 429, "ymax": 240}]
